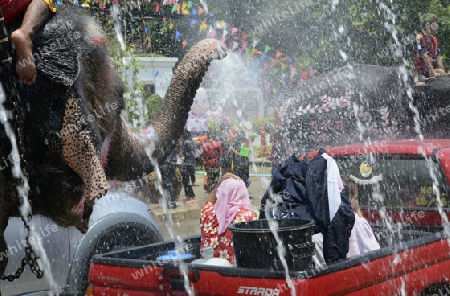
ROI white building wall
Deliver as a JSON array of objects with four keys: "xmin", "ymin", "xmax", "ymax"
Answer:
[{"xmin": 136, "ymin": 57, "xmax": 179, "ymax": 97}]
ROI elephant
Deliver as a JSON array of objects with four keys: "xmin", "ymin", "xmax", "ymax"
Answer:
[
  {"xmin": 281, "ymin": 64, "xmax": 450, "ymax": 154},
  {"xmin": 0, "ymin": 5, "xmax": 226, "ymax": 279}
]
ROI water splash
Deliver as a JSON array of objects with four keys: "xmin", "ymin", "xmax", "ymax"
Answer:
[
  {"xmin": 0, "ymin": 85, "xmax": 57, "ymax": 292},
  {"xmin": 143, "ymin": 137, "xmax": 195, "ymax": 295},
  {"xmin": 267, "ymin": 218, "xmax": 296, "ymax": 296},
  {"xmin": 377, "ymin": 1, "xmax": 450, "ymax": 237},
  {"xmin": 199, "ymin": 0, "xmax": 208, "ymax": 14},
  {"xmin": 112, "ymin": 4, "xmax": 125, "ymax": 52}
]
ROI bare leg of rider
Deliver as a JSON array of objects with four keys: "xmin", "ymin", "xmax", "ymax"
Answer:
[{"xmin": 10, "ymin": 0, "xmax": 51, "ymax": 85}]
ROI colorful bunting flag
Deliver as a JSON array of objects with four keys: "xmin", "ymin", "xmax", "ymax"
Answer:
[
  {"xmin": 134, "ymin": 3, "xmax": 316, "ymax": 84},
  {"xmin": 199, "ymin": 21, "xmax": 208, "ymax": 32},
  {"xmin": 208, "ymin": 30, "xmax": 217, "ymax": 37},
  {"xmin": 181, "ymin": 2, "xmax": 189, "ymax": 14},
  {"xmin": 302, "ymin": 71, "xmax": 307, "ymax": 80},
  {"xmin": 290, "ymin": 66, "xmax": 297, "ymax": 76}
]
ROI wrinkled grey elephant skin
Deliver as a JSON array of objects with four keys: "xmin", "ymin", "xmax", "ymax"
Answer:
[
  {"xmin": 283, "ymin": 65, "xmax": 450, "ymax": 151},
  {"xmin": 0, "ymin": 5, "xmax": 225, "ymax": 278}
]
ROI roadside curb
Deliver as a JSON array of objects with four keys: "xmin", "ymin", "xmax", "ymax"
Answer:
[{"xmin": 152, "ymin": 205, "xmax": 201, "ymax": 223}]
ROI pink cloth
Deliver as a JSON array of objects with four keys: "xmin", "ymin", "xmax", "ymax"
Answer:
[
  {"xmin": 347, "ymin": 215, "xmax": 380, "ymax": 258},
  {"xmin": 214, "ymin": 178, "xmax": 253, "ymax": 235}
]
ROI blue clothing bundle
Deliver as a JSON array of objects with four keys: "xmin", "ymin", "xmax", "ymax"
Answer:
[{"xmin": 260, "ymin": 150, "xmax": 355, "ymax": 263}]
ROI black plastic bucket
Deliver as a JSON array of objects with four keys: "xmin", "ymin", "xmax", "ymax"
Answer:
[{"xmin": 229, "ymin": 218, "xmax": 315, "ymax": 271}]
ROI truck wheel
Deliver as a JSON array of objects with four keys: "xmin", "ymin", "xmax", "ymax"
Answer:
[
  {"xmin": 420, "ymin": 283, "xmax": 450, "ymax": 296},
  {"xmin": 64, "ymin": 212, "xmax": 163, "ymax": 295}
]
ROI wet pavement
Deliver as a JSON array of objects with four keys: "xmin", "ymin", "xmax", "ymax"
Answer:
[{"xmin": 148, "ymin": 173, "xmax": 272, "ymax": 240}]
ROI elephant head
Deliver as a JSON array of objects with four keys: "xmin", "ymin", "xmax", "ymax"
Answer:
[
  {"xmin": 281, "ymin": 64, "xmax": 450, "ymax": 153},
  {"xmin": 0, "ymin": 5, "xmax": 226, "ymax": 235}
]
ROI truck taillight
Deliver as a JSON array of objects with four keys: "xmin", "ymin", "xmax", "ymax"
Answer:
[{"xmin": 85, "ymin": 283, "xmax": 95, "ymax": 296}]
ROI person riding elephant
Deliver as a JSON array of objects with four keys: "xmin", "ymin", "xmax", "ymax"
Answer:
[
  {"xmin": 412, "ymin": 13, "xmax": 446, "ymax": 86},
  {"xmin": 2, "ymin": 0, "xmax": 56, "ymax": 85},
  {"xmin": 0, "ymin": 3, "xmax": 227, "ymax": 282}
]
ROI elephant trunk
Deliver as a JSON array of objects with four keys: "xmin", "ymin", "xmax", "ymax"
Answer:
[{"xmin": 106, "ymin": 38, "xmax": 226, "ymax": 180}]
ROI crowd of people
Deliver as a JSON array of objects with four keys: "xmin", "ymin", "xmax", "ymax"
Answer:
[{"xmin": 156, "ymin": 123, "xmax": 280, "ymax": 210}]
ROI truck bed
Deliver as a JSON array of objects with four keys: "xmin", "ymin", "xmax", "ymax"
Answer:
[{"xmin": 88, "ymin": 224, "xmax": 450, "ymax": 295}]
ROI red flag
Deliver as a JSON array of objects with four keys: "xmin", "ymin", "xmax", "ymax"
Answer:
[
  {"xmin": 302, "ymin": 71, "xmax": 307, "ymax": 80},
  {"xmin": 241, "ymin": 32, "xmax": 248, "ymax": 40},
  {"xmin": 198, "ymin": 7, "xmax": 204, "ymax": 15},
  {"xmin": 290, "ymin": 66, "xmax": 297, "ymax": 75},
  {"xmin": 155, "ymin": 3, "xmax": 160, "ymax": 12},
  {"xmin": 276, "ymin": 51, "xmax": 282, "ymax": 59},
  {"xmin": 182, "ymin": 40, "xmax": 188, "ymax": 48}
]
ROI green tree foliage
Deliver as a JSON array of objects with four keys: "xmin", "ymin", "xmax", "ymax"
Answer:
[
  {"xmin": 146, "ymin": 94, "xmax": 163, "ymax": 120},
  {"xmin": 227, "ymin": 0, "xmax": 450, "ymax": 71}
]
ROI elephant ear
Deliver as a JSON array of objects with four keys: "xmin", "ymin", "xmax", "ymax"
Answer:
[{"xmin": 34, "ymin": 6, "xmax": 108, "ymax": 87}]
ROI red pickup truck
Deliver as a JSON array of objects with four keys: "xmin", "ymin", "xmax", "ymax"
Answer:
[{"xmin": 86, "ymin": 139, "xmax": 450, "ymax": 296}]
